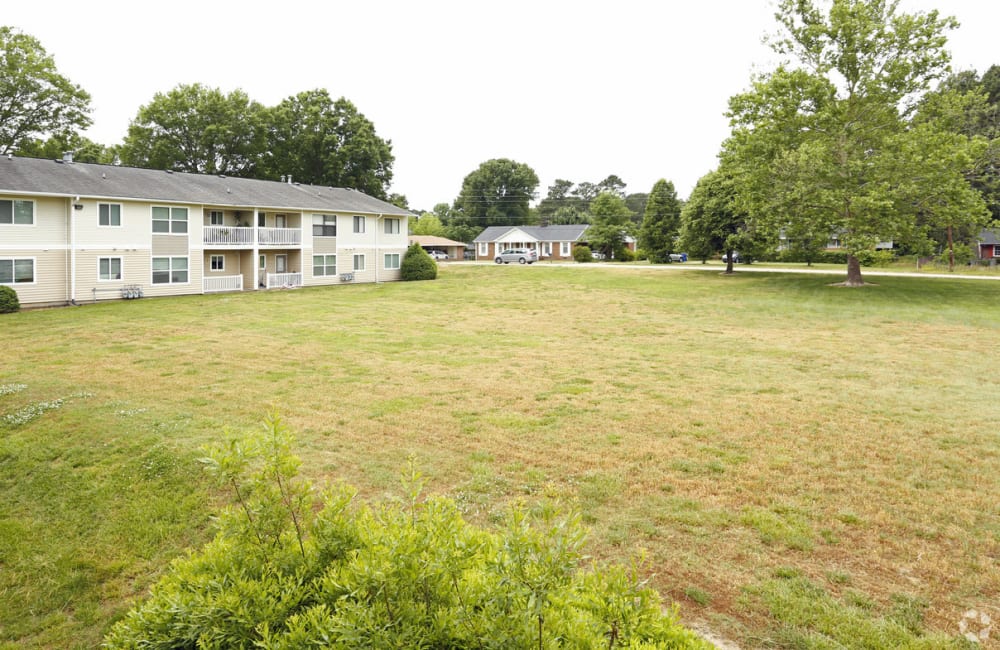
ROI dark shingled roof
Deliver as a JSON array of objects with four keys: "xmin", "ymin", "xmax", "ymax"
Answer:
[
  {"xmin": 0, "ymin": 155, "xmax": 414, "ymax": 217},
  {"xmin": 979, "ymin": 229, "xmax": 1000, "ymax": 245},
  {"xmin": 473, "ymin": 224, "xmax": 589, "ymax": 243}
]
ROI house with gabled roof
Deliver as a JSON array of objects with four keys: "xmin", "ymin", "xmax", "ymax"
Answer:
[
  {"xmin": 473, "ymin": 224, "xmax": 589, "ymax": 262},
  {"xmin": 976, "ymin": 229, "xmax": 1000, "ymax": 261},
  {"xmin": 0, "ymin": 154, "xmax": 413, "ymax": 307}
]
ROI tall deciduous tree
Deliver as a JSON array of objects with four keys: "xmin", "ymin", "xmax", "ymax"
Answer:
[
  {"xmin": 411, "ymin": 213, "xmax": 446, "ymax": 236},
  {"xmin": 587, "ymin": 193, "xmax": 634, "ymax": 258},
  {"xmin": 121, "ymin": 84, "xmax": 266, "ymax": 177},
  {"xmin": 638, "ymin": 179, "xmax": 682, "ymax": 262},
  {"xmin": 16, "ymin": 132, "xmax": 115, "ymax": 164},
  {"xmin": 453, "ymin": 158, "xmax": 539, "ymax": 228},
  {"xmin": 262, "ymin": 90, "xmax": 394, "ymax": 199},
  {"xmin": 678, "ymin": 170, "xmax": 759, "ymax": 272},
  {"xmin": 0, "ymin": 27, "xmax": 91, "ymax": 154},
  {"xmin": 723, "ymin": 0, "xmax": 988, "ymax": 285}
]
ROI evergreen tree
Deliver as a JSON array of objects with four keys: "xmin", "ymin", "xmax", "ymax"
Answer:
[{"xmin": 638, "ymin": 179, "xmax": 682, "ymax": 263}]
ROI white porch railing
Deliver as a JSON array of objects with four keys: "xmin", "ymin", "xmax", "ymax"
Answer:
[
  {"xmin": 203, "ymin": 275, "xmax": 244, "ymax": 293},
  {"xmin": 266, "ymin": 272, "xmax": 303, "ymax": 289},
  {"xmin": 204, "ymin": 226, "xmax": 253, "ymax": 245},
  {"xmin": 259, "ymin": 227, "xmax": 301, "ymax": 246}
]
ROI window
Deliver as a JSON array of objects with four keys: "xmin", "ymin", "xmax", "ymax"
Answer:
[
  {"xmin": 478, "ymin": 242, "xmax": 488, "ymax": 256},
  {"xmin": 353, "ymin": 254, "xmax": 365, "ymax": 271},
  {"xmin": 259, "ymin": 254, "xmax": 266, "ymax": 270},
  {"xmin": 560, "ymin": 242, "xmax": 571, "ymax": 256},
  {"xmin": 994, "ymin": 245, "xmax": 1000, "ymax": 257},
  {"xmin": 152, "ymin": 257, "xmax": 188, "ymax": 284},
  {"xmin": 152, "ymin": 206, "xmax": 188, "ymax": 234},
  {"xmin": 258, "ymin": 211, "xmax": 266, "ymax": 227},
  {"xmin": 0, "ymin": 258, "xmax": 34, "ymax": 284},
  {"xmin": 99, "ymin": 203, "xmax": 122, "ymax": 227},
  {"xmin": 98, "ymin": 257, "xmax": 122, "ymax": 281},
  {"xmin": 384, "ymin": 253, "xmax": 400, "ymax": 270},
  {"xmin": 353, "ymin": 215, "xmax": 365, "ymax": 233},
  {"xmin": 0, "ymin": 199, "xmax": 33, "ymax": 225},
  {"xmin": 543, "ymin": 242, "xmax": 552, "ymax": 256},
  {"xmin": 210, "ymin": 255, "xmax": 225, "ymax": 271},
  {"xmin": 275, "ymin": 214, "xmax": 286, "ymax": 228},
  {"xmin": 313, "ymin": 214, "xmax": 337, "ymax": 237},
  {"xmin": 276, "ymin": 255, "xmax": 287, "ymax": 273},
  {"xmin": 384, "ymin": 218, "xmax": 400, "ymax": 234},
  {"xmin": 313, "ymin": 254, "xmax": 337, "ymax": 276},
  {"xmin": 209, "ymin": 210, "xmax": 224, "ymax": 225}
]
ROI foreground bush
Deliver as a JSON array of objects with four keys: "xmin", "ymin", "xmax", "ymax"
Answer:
[
  {"xmin": 401, "ymin": 242, "xmax": 437, "ymax": 280},
  {"xmin": 104, "ymin": 415, "xmax": 709, "ymax": 649},
  {"xmin": 0, "ymin": 286, "xmax": 19, "ymax": 313},
  {"xmin": 573, "ymin": 245, "xmax": 593, "ymax": 263}
]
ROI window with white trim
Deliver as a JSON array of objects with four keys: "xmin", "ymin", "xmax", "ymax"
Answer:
[
  {"xmin": 353, "ymin": 215, "xmax": 365, "ymax": 233},
  {"xmin": 152, "ymin": 206, "xmax": 188, "ymax": 234},
  {"xmin": 560, "ymin": 242, "xmax": 571, "ymax": 256},
  {"xmin": 0, "ymin": 199, "xmax": 33, "ymax": 225},
  {"xmin": 313, "ymin": 254, "xmax": 337, "ymax": 276},
  {"xmin": 152, "ymin": 257, "xmax": 188, "ymax": 284},
  {"xmin": 384, "ymin": 253, "xmax": 400, "ymax": 269},
  {"xmin": 99, "ymin": 203, "xmax": 122, "ymax": 227},
  {"xmin": 478, "ymin": 242, "xmax": 488, "ymax": 256},
  {"xmin": 353, "ymin": 254, "xmax": 365, "ymax": 271},
  {"xmin": 543, "ymin": 242, "xmax": 552, "ymax": 256},
  {"xmin": 0, "ymin": 258, "xmax": 34, "ymax": 284},
  {"xmin": 209, "ymin": 210, "xmax": 224, "ymax": 225},
  {"xmin": 313, "ymin": 214, "xmax": 337, "ymax": 237},
  {"xmin": 994, "ymin": 245, "xmax": 1000, "ymax": 257},
  {"xmin": 98, "ymin": 257, "xmax": 122, "ymax": 281},
  {"xmin": 259, "ymin": 254, "xmax": 266, "ymax": 270},
  {"xmin": 384, "ymin": 218, "xmax": 400, "ymax": 234},
  {"xmin": 210, "ymin": 255, "xmax": 225, "ymax": 271}
]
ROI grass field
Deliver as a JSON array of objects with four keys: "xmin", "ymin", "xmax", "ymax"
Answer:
[{"xmin": 2, "ymin": 264, "xmax": 998, "ymax": 648}]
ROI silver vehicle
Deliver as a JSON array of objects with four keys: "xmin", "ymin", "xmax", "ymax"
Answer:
[
  {"xmin": 495, "ymin": 248, "xmax": 538, "ymax": 264},
  {"xmin": 427, "ymin": 250, "xmax": 448, "ymax": 261}
]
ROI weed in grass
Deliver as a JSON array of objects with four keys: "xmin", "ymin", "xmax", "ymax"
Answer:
[
  {"xmin": 0, "ymin": 383, "xmax": 27, "ymax": 397},
  {"xmin": 685, "ymin": 587, "xmax": 712, "ymax": 606},
  {"xmin": 741, "ymin": 507, "xmax": 815, "ymax": 551}
]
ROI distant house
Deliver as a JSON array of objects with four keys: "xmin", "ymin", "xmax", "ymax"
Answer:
[
  {"xmin": 408, "ymin": 235, "xmax": 468, "ymax": 260},
  {"xmin": 0, "ymin": 155, "xmax": 413, "ymax": 307},
  {"xmin": 473, "ymin": 225, "xmax": 589, "ymax": 261},
  {"xmin": 976, "ymin": 229, "xmax": 1000, "ymax": 261}
]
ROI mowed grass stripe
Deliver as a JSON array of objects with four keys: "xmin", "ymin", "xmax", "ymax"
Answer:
[{"xmin": 1, "ymin": 264, "xmax": 997, "ymax": 648}]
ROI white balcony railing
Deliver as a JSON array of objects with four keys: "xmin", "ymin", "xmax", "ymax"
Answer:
[
  {"xmin": 265, "ymin": 272, "xmax": 303, "ymax": 289},
  {"xmin": 259, "ymin": 227, "xmax": 301, "ymax": 246},
  {"xmin": 204, "ymin": 226, "xmax": 253, "ymax": 245},
  {"xmin": 203, "ymin": 275, "xmax": 243, "ymax": 293}
]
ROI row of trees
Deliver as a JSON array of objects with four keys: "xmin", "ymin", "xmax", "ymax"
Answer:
[
  {"xmin": 680, "ymin": 0, "xmax": 999, "ymax": 285},
  {"xmin": 1, "ymin": 28, "xmax": 398, "ymax": 201}
]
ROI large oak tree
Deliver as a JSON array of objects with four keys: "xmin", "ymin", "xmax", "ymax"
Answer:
[{"xmin": 723, "ymin": 0, "xmax": 989, "ymax": 285}]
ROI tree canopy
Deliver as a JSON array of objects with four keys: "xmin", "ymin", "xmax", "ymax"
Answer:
[
  {"xmin": 587, "ymin": 193, "xmax": 634, "ymax": 258},
  {"xmin": 638, "ymin": 179, "xmax": 682, "ymax": 263},
  {"xmin": 121, "ymin": 84, "xmax": 266, "ymax": 177},
  {"xmin": 0, "ymin": 26, "xmax": 91, "ymax": 154},
  {"xmin": 452, "ymin": 158, "xmax": 539, "ymax": 228},
  {"xmin": 723, "ymin": 0, "xmax": 989, "ymax": 285}
]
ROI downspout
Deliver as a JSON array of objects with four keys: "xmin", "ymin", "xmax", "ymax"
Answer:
[
  {"xmin": 70, "ymin": 196, "xmax": 78, "ymax": 304},
  {"xmin": 375, "ymin": 213, "xmax": 382, "ymax": 284}
]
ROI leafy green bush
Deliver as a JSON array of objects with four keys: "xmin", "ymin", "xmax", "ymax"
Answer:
[
  {"xmin": 400, "ymin": 242, "xmax": 437, "ymax": 281},
  {"xmin": 573, "ymin": 245, "xmax": 592, "ymax": 263},
  {"xmin": 0, "ymin": 286, "xmax": 19, "ymax": 314},
  {"xmin": 104, "ymin": 415, "xmax": 710, "ymax": 649},
  {"xmin": 617, "ymin": 248, "xmax": 636, "ymax": 262},
  {"xmin": 854, "ymin": 249, "xmax": 896, "ymax": 267}
]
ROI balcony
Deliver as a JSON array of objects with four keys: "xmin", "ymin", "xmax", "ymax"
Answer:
[
  {"xmin": 202, "ymin": 226, "xmax": 301, "ymax": 247},
  {"xmin": 261, "ymin": 272, "xmax": 303, "ymax": 289},
  {"xmin": 203, "ymin": 275, "xmax": 244, "ymax": 293}
]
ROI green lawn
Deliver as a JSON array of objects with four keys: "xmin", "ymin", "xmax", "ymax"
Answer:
[{"xmin": 2, "ymin": 265, "xmax": 998, "ymax": 648}]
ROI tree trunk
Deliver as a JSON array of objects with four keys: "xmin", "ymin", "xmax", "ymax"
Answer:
[
  {"xmin": 724, "ymin": 249, "xmax": 734, "ymax": 274},
  {"xmin": 947, "ymin": 225, "xmax": 954, "ymax": 272},
  {"xmin": 845, "ymin": 254, "xmax": 864, "ymax": 286}
]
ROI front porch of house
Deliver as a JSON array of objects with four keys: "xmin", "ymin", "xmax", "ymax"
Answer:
[{"xmin": 202, "ymin": 250, "xmax": 304, "ymax": 293}]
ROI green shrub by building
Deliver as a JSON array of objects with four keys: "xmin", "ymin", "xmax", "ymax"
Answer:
[
  {"xmin": 400, "ymin": 242, "xmax": 438, "ymax": 281},
  {"xmin": 0, "ymin": 286, "xmax": 19, "ymax": 313},
  {"xmin": 104, "ymin": 415, "xmax": 710, "ymax": 649},
  {"xmin": 573, "ymin": 245, "xmax": 592, "ymax": 263}
]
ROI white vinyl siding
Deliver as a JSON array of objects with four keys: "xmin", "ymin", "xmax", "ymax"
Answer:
[
  {"xmin": 98, "ymin": 257, "xmax": 123, "ymax": 281},
  {"xmin": 384, "ymin": 253, "xmax": 400, "ymax": 270},
  {"xmin": 152, "ymin": 256, "xmax": 188, "ymax": 284},
  {"xmin": 99, "ymin": 203, "xmax": 122, "ymax": 227},
  {"xmin": 0, "ymin": 257, "xmax": 35, "ymax": 284},
  {"xmin": 0, "ymin": 199, "xmax": 34, "ymax": 225},
  {"xmin": 152, "ymin": 206, "xmax": 188, "ymax": 234}
]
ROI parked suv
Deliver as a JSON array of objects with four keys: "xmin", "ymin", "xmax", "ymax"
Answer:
[
  {"xmin": 495, "ymin": 248, "xmax": 538, "ymax": 264},
  {"xmin": 427, "ymin": 250, "xmax": 448, "ymax": 261}
]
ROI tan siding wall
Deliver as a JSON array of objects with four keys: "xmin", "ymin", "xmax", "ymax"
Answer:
[
  {"xmin": 2, "ymin": 249, "xmax": 67, "ymax": 305},
  {"xmin": 304, "ymin": 249, "xmax": 341, "ymax": 286},
  {"xmin": 152, "ymin": 234, "xmax": 189, "ymax": 256},
  {"xmin": 0, "ymin": 195, "xmax": 68, "ymax": 248},
  {"xmin": 73, "ymin": 250, "xmax": 148, "ymax": 302},
  {"xmin": 313, "ymin": 237, "xmax": 337, "ymax": 254},
  {"xmin": 380, "ymin": 250, "xmax": 405, "ymax": 281},
  {"xmin": 203, "ymin": 251, "xmax": 242, "ymax": 275},
  {"xmin": 346, "ymin": 248, "xmax": 376, "ymax": 283},
  {"xmin": 143, "ymin": 253, "xmax": 202, "ymax": 298}
]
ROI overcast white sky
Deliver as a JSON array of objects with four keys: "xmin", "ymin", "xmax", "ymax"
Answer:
[{"xmin": 5, "ymin": 0, "xmax": 999, "ymax": 210}]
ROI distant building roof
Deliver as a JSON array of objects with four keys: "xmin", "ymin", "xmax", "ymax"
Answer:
[
  {"xmin": 0, "ymin": 155, "xmax": 414, "ymax": 217},
  {"xmin": 408, "ymin": 235, "xmax": 469, "ymax": 247},
  {"xmin": 979, "ymin": 229, "xmax": 1000, "ymax": 245},
  {"xmin": 473, "ymin": 224, "xmax": 589, "ymax": 243}
]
